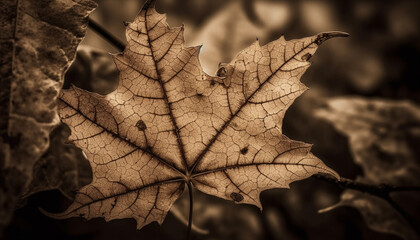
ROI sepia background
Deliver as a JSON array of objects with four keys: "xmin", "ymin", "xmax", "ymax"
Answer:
[{"xmin": 4, "ymin": 0, "xmax": 420, "ymax": 239}]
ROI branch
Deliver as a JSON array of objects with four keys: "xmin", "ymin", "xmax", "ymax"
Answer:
[
  {"xmin": 313, "ymin": 173, "xmax": 420, "ymax": 198},
  {"xmin": 88, "ymin": 17, "xmax": 125, "ymax": 52},
  {"xmin": 313, "ymin": 173, "xmax": 420, "ymax": 236}
]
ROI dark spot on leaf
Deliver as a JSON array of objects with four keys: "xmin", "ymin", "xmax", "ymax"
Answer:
[
  {"xmin": 230, "ymin": 192, "xmax": 243, "ymax": 202},
  {"xmin": 301, "ymin": 53, "xmax": 312, "ymax": 61},
  {"xmin": 136, "ymin": 120, "xmax": 147, "ymax": 131},
  {"xmin": 240, "ymin": 147, "xmax": 248, "ymax": 155},
  {"xmin": 196, "ymin": 93, "xmax": 203, "ymax": 98}
]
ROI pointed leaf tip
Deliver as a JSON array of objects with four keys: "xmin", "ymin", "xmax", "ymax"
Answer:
[{"xmin": 315, "ymin": 31, "xmax": 350, "ymax": 45}]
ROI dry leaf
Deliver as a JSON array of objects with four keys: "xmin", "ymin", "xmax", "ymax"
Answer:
[
  {"xmin": 47, "ymin": 0, "xmax": 344, "ymax": 229},
  {"xmin": 22, "ymin": 123, "xmax": 92, "ymax": 200},
  {"xmin": 316, "ymin": 97, "xmax": 420, "ymax": 240},
  {"xmin": 321, "ymin": 190, "xmax": 418, "ymax": 240},
  {"xmin": 0, "ymin": 0, "xmax": 97, "ymax": 232},
  {"xmin": 316, "ymin": 97, "xmax": 420, "ymax": 186}
]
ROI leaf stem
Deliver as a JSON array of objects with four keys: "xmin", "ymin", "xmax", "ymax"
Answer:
[
  {"xmin": 88, "ymin": 17, "xmax": 125, "ymax": 52},
  {"xmin": 186, "ymin": 181, "xmax": 194, "ymax": 240}
]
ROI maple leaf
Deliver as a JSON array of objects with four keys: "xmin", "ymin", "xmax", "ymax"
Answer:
[
  {"xmin": 47, "ymin": 0, "xmax": 346, "ymax": 229},
  {"xmin": 0, "ymin": 0, "xmax": 96, "ymax": 232}
]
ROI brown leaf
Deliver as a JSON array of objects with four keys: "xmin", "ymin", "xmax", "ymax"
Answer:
[
  {"xmin": 22, "ymin": 123, "xmax": 92, "ymax": 200},
  {"xmin": 0, "ymin": 0, "xmax": 97, "ymax": 231},
  {"xmin": 48, "ymin": 0, "xmax": 343, "ymax": 229},
  {"xmin": 316, "ymin": 97, "xmax": 420, "ymax": 186},
  {"xmin": 320, "ymin": 190, "xmax": 418, "ymax": 240},
  {"xmin": 316, "ymin": 97, "xmax": 420, "ymax": 240}
]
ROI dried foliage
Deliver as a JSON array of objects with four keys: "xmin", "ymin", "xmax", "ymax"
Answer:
[
  {"xmin": 22, "ymin": 123, "xmax": 92, "ymax": 200},
  {"xmin": 317, "ymin": 97, "xmax": 420, "ymax": 240},
  {"xmin": 0, "ymin": 0, "xmax": 97, "ymax": 233},
  {"xmin": 47, "ymin": 0, "xmax": 345, "ymax": 229}
]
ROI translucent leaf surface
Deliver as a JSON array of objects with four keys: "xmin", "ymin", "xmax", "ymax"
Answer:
[{"xmin": 50, "ymin": 0, "xmax": 343, "ymax": 229}]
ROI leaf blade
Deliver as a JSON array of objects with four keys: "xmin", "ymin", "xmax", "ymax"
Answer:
[{"xmin": 54, "ymin": 0, "xmax": 344, "ymax": 229}]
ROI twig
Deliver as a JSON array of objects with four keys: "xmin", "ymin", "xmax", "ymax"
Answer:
[
  {"xmin": 313, "ymin": 173, "xmax": 420, "ymax": 198},
  {"xmin": 314, "ymin": 173, "xmax": 420, "ymax": 235},
  {"xmin": 88, "ymin": 17, "xmax": 125, "ymax": 52},
  {"xmin": 186, "ymin": 181, "xmax": 194, "ymax": 240}
]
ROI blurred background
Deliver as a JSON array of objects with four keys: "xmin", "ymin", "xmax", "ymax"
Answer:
[{"xmin": 4, "ymin": 0, "xmax": 420, "ymax": 239}]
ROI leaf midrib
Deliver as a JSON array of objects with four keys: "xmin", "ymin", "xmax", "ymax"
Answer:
[
  {"xmin": 192, "ymin": 162, "xmax": 335, "ymax": 178},
  {"xmin": 143, "ymin": 6, "xmax": 190, "ymax": 172}
]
